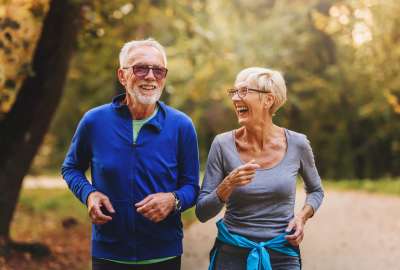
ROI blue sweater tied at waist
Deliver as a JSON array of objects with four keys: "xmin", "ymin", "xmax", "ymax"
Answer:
[{"xmin": 209, "ymin": 219, "xmax": 299, "ymax": 270}]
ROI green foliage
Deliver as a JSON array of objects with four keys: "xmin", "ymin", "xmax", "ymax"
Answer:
[
  {"xmin": 324, "ymin": 178, "xmax": 400, "ymax": 196},
  {"xmin": 18, "ymin": 188, "xmax": 88, "ymax": 222},
  {"xmin": 28, "ymin": 0, "xmax": 400, "ymax": 179},
  {"xmin": 17, "ymin": 187, "xmax": 197, "ymax": 226},
  {"xmin": 181, "ymin": 207, "xmax": 196, "ymax": 226}
]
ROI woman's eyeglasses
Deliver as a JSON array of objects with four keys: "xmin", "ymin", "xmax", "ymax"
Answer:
[
  {"xmin": 227, "ymin": 87, "xmax": 271, "ymax": 98},
  {"xmin": 123, "ymin": 65, "xmax": 168, "ymax": 80}
]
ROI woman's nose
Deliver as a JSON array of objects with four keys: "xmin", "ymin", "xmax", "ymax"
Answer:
[{"xmin": 231, "ymin": 92, "xmax": 241, "ymax": 101}]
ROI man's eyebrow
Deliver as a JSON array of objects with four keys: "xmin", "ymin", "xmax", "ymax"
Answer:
[{"xmin": 134, "ymin": 62, "xmax": 163, "ymax": 67}]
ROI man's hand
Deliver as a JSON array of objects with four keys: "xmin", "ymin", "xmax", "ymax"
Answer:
[
  {"xmin": 87, "ymin": 191, "xmax": 115, "ymax": 225},
  {"xmin": 135, "ymin": 192, "xmax": 175, "ymax": 223}
]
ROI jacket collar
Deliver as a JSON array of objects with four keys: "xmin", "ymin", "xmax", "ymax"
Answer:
[{"xmin": 111, "ymin": 93, "xmax": 166, "ymax": 132}]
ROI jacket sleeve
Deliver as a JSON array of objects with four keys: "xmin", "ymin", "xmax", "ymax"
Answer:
[
  {"xmin": 174, "ymin": 116, "xmax": 200, "ymax": 212},
  {"xmin": 61, "ymin": 115, "xmax": 96, "ymax": 205}
]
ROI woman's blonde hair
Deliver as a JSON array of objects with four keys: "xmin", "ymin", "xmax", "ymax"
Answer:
[{"xmin": 235, "ymin": 67, "xmax": 287, "ymax": 115}]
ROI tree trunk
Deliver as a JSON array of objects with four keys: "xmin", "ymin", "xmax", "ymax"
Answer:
[{"xmin": 0, "ymin": 0, "xmax": 81, "ymax": 254}]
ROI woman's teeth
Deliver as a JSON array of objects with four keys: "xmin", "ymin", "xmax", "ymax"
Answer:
[{"xmin": 237, "ymin": 106, "xmax": 248, "ymax": 113}]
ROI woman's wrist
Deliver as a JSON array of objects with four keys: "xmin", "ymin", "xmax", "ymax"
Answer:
[
  {"xmin": 296, "ymin": 205, "xmax": 314, "ymax": 224},
  {"xmin": 295, "ymin": 214, "xmax": 307, "ymax": 225},
  {"xmin": 216, "ymin": 188, "xmax": 226, "ymax": 203},
  {"xmin": 216, "ymin": 178, "xmax": 233, "ymax": 203}
]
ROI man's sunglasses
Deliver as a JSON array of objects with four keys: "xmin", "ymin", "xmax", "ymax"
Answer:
[{"xmin": 123, "ymin": 65, "xmax": 168, "ymax": 80}]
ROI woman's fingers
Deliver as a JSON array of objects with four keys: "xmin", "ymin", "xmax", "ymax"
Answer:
[
  {"xmin": 229, "ymin": 162, "xmax": 259, "ymax": 178},
  {"xmin": 230, "ymin": 173, "xmax": 255, "ymax": 185},
  {"xmin": 230, "ymin": 167, "xmax": 256, "ymax": 178},
  {"xmin": 236, "ymin": 179, "xmax": 252, "ymax": 186},
  {"xmin": 225, "ymin": 161, "xmax": 260, "ymax": 189},
  {"xmin": 232, "ymin": 171, "xmax": 255, "ymax": 180},
  {"xmin": 238, "ymin": 169, "xmax": 257, "ymax": 176},
  {"xmin": 285, "ymin": 218, "xmax": 305, "ymax": 246},
  {"xmin": 238, "ymin": 162, "xmax": 260, "ymax": 172},
  {"xmin": 286, "ymin": 231, "xmax": 304, "ymax": 246},
  {"xmin": 286, "ymin": 222, "xmax": 303, "ymax": 237}
]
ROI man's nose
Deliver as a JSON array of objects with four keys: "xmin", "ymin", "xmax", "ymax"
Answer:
[{"xmin": 144, "ymin": 68, "xmax": 156, "ymax": 80}]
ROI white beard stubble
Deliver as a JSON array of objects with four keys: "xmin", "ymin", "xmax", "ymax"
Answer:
[{"xmin": 127, "ymin": 86, "xmax": 162, "ymax": 105}]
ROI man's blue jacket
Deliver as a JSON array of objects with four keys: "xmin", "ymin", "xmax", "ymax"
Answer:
[{"xmin": 61, "ymin": 94, "xmax": 200, "ymax": 261}]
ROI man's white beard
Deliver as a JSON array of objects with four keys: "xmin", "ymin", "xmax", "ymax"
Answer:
[{"xmin": 127, "ymin": 86, "xmax": 162, "ymax": 105}]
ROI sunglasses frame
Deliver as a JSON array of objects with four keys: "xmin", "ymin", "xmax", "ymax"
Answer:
[{"xmin": 123, "ymin": 64, "xmax": 168, "ymax": 80}]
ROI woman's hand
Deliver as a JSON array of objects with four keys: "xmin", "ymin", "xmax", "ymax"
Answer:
[
  {"xmin": 285, "ymin": 204, "xmax": 314, "ymax": 246},
  {"xmin": 285, "ymin": 215, "xmax": 306, "ymax": 246},
  {"xmin": 216, "ymin": 160, "xmax": 260, "ymax": 202}
]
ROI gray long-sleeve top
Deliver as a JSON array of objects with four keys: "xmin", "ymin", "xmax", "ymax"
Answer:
[{"xmin": 195, "ymin": 129, "xmax": 324, "ymax": 242}]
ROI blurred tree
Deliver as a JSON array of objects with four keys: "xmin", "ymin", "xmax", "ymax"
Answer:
[
  {"xmin": 0, "ymin": 0, "xmax": 82, "ymax": 256},
  {"xmin": 32, "ymin": 0, "xmax": 400, "ymax": 180},
  {"xmin": 302, "ymin": 0, "xmax": 400, "ymax": 178}
]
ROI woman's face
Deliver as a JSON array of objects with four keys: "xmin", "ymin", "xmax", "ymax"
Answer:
[{"xmin": 231, "ymin": 80, "xmax": 270, "ymax": 126}]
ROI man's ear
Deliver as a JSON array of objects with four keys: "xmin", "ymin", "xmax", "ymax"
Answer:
[{"xmin": 117, "ymin": 68, "xmax": 126, "ymax": 86}]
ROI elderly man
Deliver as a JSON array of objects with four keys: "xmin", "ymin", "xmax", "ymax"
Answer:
[{"xmin": 61, "ymin": 38, "xmax": 199, "ymax": 270}]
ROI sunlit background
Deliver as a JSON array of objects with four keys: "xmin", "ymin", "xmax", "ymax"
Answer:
[{"xmin": 1, "ymin": 0, "xmax": 399, "ymax": 269}]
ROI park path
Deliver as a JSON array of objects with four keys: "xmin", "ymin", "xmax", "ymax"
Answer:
[
  {"xmin": 23, "ymin": 175, "xmax": 68, "ymax": 189},
  {"xmin": 23, "ymin": 177, "xmax": 400, "ymax": 269},
  {"xmin": 182, "ymin": 189, "xmax": 400, "ymax": 270}
]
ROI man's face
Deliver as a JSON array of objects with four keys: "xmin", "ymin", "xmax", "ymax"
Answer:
[{"xmin": 119, "ymin": 46, "xmax": 167, "ymax": 105}]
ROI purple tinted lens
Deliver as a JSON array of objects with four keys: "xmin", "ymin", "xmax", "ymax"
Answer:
[
  {"xmin": 133, "ymin": 66, "xmax": 149, "ymax": 77},
  {"xmin": 152, "ymin": 68, "xmax": 167, "ymax": 79}
]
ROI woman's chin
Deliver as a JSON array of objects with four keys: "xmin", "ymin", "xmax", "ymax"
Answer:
[{"xmin": 237, "ymin": 118, "xmax": 248, "ymax": 126}]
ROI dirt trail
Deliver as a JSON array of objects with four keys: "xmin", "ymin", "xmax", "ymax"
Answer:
[
  {"xmin": 182, "ymin": 189, "xmax": 400, "ymax": 270},
  {"xmin": 23, "ymin": 177, "xmax": 400, "ymax": 269}
]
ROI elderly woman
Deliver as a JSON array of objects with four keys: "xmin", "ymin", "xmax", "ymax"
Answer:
[{"xmin": 195, "ymin": 67, "xmax": 324, "ymax": 270}]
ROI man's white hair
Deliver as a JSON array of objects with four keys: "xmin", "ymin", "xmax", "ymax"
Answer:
[
  {"xmin": 119, "ymin": 38, "xmax": 167, "ymax": 68},
  {"xmin": 235, "ymin": 67, "xmax": 287, "ymax": 115}
]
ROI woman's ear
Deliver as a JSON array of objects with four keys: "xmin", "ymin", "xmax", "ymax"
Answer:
[
  {"xmin": 264, "ymin": 94, "xmax": 275, "ymax": 109},
  {"xmin": 268, "ymin": 95, "xmax": 277, "ymax": 115}
]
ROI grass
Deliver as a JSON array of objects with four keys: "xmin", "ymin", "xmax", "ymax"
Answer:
[
  {"xmin": 18, "ymin": 189, "xmax": 88, "ymax": 219},
  {"xmin": 14, "ymin": 187, "xmax": 198, "ymax": 244},
  {"xmin": 323, "ymin": 178, "xmax": 400, "ymax": 196},
  {"xmin": 6, "ymin": 188, "xmax": 198, "ymax": 270},
  {"xmin": 15, "ymin": 188, "xmax": 197, "ymax": 237},
  {"xmin": 182, "ymin": 206, "xmax": 197, "ymax": 226},
  {"xmin": 7, "ymin": 188, "xmax": 91, "ymax": 270},
  {"xmin": 13, "ymin": 189, "xmax": 89, "ymax": 240}
]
